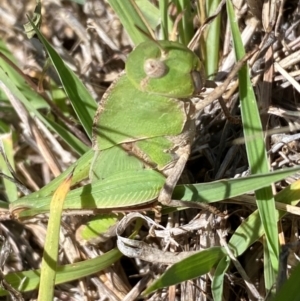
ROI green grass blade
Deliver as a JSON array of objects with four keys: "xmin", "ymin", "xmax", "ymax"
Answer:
[
  {"xmin": 28, "ymin": 19, "xmax": 97, "ymax": 140},
  {"xmin": 0, "ymin": 248, "xmax": 122, "ymax": 296},
  {"xmin": 0, "ymin": 64, "xmax": 88, "ymax": 155},
  {"xmin": 107, "ymin": 0, "xmax": 157, "ymax": 45},
  {"xmin": 227, "ymin": 1, "xmax": 279, "ymax": 274},
  {"xmin": 24, "ymin": 149, "xmax": 93, "ymax": 200},
  {"xmin": 44, "ymin": 116, "xmax": 88, "ymax": 154},
  {"xmin": 205, "ymin": 0, "xmax": 221, "ymax": 79},
  {"xmin": 0, "ymin": 38, "xmax": 88, "ymax": 155},
  {"xmin": 11, "ymin": 166, "xmax": 300, "ymax": 217},
  {"xmin": 229, "ymin": 180, "xmax": 300, "ymax": 257},
  {"xmin": 173, "ymin": 167, "xmax": 300, "ymax": 203},
  {"xmin": 174, "ymin": 0, "xmax": 194, "ymax": 45},
  {"xmin": 135, "ymin": 0, "xmax": 161, "ymax": 31},
  {"xmin": 37, "ymin": 171, "xmax": 73, "ymax": 301},
  {"xmin": 263, "ymin": 237, "xmax": 276, "ymax": 298},
  {"xmin": 211, "ymin": 255, "xmax": 230, "ymax": 301},
  {"xmin": 160, "ymin": 0, "xmax": 169, "ymax": 40},
  {"xmin": 0, "ymin": 39, "xmax": 48, "ymax": 111},
  {"xmin": 142, "ymin": 247, "xmax": 225, "ymax": 296}
]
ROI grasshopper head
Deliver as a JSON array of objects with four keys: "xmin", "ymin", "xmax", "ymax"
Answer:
[{"xmin": 126, "ymin": 40, "xmax": 205, "ymax": 98}]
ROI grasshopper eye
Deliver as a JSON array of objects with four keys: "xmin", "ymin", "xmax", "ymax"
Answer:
[
  {"xmin": 144, "ymin": 58, "xmax": 168, "ymax": 78},
  {"xmin": 191, "ymin": 70, "xmax": 205, "ymax": 94}
]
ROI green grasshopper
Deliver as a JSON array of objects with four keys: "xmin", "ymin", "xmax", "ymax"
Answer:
[
  {"xmin": 9, "ymin": 39, "xmax": 211, "ymax": 237},
  {"xmin": 90, "ymin": 40, "xmax": 205, "ymax": 207},
  {"xmin": 78, "ymin": 39, "xmax": 215, "ymax": 241},
  {"xmin": 10, "ymin": 38, "xmax": 249, "ymax": 239}
]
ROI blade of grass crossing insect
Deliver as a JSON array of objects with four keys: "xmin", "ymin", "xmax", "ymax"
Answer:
[
  {"xmin": 227, "ymin": 0, "xmax": 279, "ymax": 276},
  {"xmin": 37, "ymin": 170, "xmax": 73, "ymax": 301},
  {"xmin": 25, "ymin": 149, "xmax": 93, "ymax": 200},
  {"xmin": 28, "ymin": 19, "xmax": 97, "ymax": 140},
  {"xmin": 12, "ymin": 166, "xmax": 300, "ymax": 218}
]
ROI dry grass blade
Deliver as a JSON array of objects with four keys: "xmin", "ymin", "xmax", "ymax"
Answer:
[{"xmin": 0, "ymin": 82, "xmax": 61, "ymax": 177}]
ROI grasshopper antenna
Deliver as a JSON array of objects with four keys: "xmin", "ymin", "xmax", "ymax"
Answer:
[{"xmin": 135, "ymin": 25, "xmax": 168, "ymax": 57}]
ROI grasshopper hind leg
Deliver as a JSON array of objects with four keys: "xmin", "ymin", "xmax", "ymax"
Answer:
[
  {"xmin": 158, "ymin": 144, "xmax": 190, "ymax": 205},
  {"xmin": 158, "ymin": 144, "xmax": 225, "ymax": 216}
]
